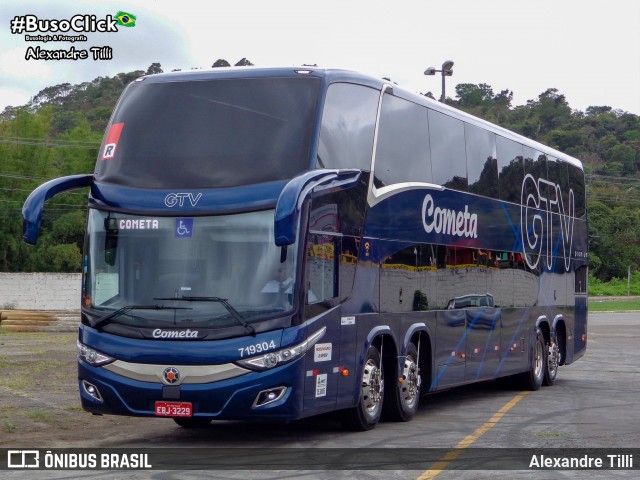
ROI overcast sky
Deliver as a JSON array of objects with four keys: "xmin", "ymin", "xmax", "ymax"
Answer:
[{"xmin": 1, "ymin": 0, "xmax": 639, "ymax": 115}]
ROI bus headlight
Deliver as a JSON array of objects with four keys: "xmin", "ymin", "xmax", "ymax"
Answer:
[
  {"xmin": 77, "ymin": 340, "xmax": 115, "ymax": 366},
  {"xmin": 235, "ymin": 327, "xmax": 326, "ymax": 371}
]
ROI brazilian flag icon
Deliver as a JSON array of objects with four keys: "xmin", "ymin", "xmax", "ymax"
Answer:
[{"xmin": 115, "ymin": 11, "xmax": 136, "ymax": 27}]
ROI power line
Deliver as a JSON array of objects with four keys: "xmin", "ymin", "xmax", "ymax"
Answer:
[
  {"xmin": 0, "ymin": 135, "xmax": 100, "ymax": 149},
  {"xmin": 586, "ymin": 173, "xmax": 640, "ymax": 183}
]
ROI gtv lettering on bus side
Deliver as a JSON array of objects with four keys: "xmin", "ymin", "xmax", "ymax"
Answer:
[{"xmin": 521, "ymin": 173, "xmax": 575, "ymax": 271}]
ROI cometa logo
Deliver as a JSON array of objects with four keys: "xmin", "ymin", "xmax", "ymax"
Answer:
[
  {"xmin": 163, "ymin": 367, "xmax": 180, "ymax": 384},
  {"xmin": 152, "ymin": 329, "xmax": 199, "ymax": 339},
  {"xmin": 422, "ymin": 194, "xmax": 478, "ymax": 239}
]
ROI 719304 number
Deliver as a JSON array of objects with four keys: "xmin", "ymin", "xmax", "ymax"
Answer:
[{"xmin": 238, "ymin": 340, "xmax": 276, "ymax": 358}]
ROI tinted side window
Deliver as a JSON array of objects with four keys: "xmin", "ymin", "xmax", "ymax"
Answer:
[
  {"xmin": 317, "ymin": 83, "xmax": 378, "ymax": 171},
  {"xmin": 305, "ymin": 232, "xmax": 339, "ymax": 306},
  {"xmin": 524, "ymin": 148, "xmax": 547, "ymax": 183},
  {"xmin": 465, "ymin": 123, "xmax": 498, "ymax": 198},
  {"xmin": 523, "ymin": 148, "xmax": 548, "ymax": 210},
  {"xmin": 429, "ymin": 110, "xmax": 467, "ymax": 191},
  {"xmin": 547, "ymin": 156, "xmax": 570, "ymax": 214},
  {"xmin": 380, "ymin": 243, "xmax": 419, "ymax": 313},
  {"xmin": 568, "ymin": 163, "xmax": 586, "ymax": 218},
  {"xmin": 374, "ymin": 93, "xmax": 431, "ymax": 186},
  {"xmin": 496, "ymin": 136, "xmax": 523, "ymax": 203}
]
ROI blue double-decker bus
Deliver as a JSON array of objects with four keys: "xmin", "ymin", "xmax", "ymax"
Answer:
[{"xmin": 23, "ymin": 67, "xmax": 587, "ymax": 430}]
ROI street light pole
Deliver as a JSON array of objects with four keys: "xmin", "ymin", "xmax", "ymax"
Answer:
[{"xmin": 424, "ymin": 60, "xmax": 454, "ymax": 103}]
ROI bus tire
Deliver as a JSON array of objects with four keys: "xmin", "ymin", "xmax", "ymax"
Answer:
[
  {"xmin": 519, "ymin": 327, "xmax": 545, "ymax": 391},
  {"xmin": 383, "ymin": 343, "xmax": 420, "ymax": 422},
  {"xmin": 173, "ymin": 417, "xmax": 212, "ymax": 428},
  {"xmin": 543, "ymin": 337, "xmax": 559, "ymax": 386},
  {"xmin": 341, "ymin": 345, "xmax": 384, "ymax": 431}
]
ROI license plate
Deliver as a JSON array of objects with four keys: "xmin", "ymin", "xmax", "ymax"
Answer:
[{"xmin": 155, "ymin": 401, "xmax": 192, "ymax": 417}]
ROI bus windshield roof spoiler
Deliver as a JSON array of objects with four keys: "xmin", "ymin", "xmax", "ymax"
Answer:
[
  {"xmin": 274, "ymin": 169, "xmax": 361, "ymax": 246},
  {"xmin": 22, "ymin": 174, "xmax": 93, "ymax": 245}
]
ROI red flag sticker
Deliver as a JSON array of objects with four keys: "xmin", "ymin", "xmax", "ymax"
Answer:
[{"xmin": 102, "ymin": 122, "xmax": 124, "ymax": 160}]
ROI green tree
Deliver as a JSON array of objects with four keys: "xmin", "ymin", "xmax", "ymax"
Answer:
[
  {"xmin": 212, "ymin": 59, "xmax": 231, "ymax": 67},
  {"xmin": 145, "ymin": 62, "xmax": 163, "ymax": 75},
  {"xmin": 235, "ymin": 58, "xmax": 254, "ymax": 66}
]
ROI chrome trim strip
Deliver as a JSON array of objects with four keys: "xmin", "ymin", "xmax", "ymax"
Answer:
[
  {"xmin": 102, "ymin": 360, "xmax": 250, "ymax": 385},
  {"xmin": 368, "ymin": 181, "xmax": 444, "ymax": 207}
]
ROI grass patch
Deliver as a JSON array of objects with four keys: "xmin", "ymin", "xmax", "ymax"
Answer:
[
  {"xmin": 24, "ymin": 410, "xmax": 50, "ymax": 421},
  {"xmin": 23, "ymin": 410, "xmax": 68, "ymax": 428},
  {"xmin": 3, "ymin": 422, "xmax": 17, "ymax": 433},
  {"xmin": 64, "ymin": 405, "xmax": 84, "ymax": 413},
  {"xmin": 589, "ymin": 299, "xmax": 640, "ymax": 312},
  {"xmin": 589, "ymin": 272, "xmax": 640, "ymax": 296}
]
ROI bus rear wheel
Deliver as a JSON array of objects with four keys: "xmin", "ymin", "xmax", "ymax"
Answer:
[
  {"xmin": 543, "ymin": 339, "xmax": 559, "ymax": 386},
  {"xmin": 341, "ymin": 345, "xmax": 384, "ymax": 431},
  {"xmin": 384, "ymin": 343, "xmax": 420, "ymax": 422},
  {"xmin": 518, "ymin": 327, "xmax": 545, "ymax": 391}
]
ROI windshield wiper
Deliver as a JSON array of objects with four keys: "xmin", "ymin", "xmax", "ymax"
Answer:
[
  {"xmin": 89, "ymin": 305, "xmax": 192, "ymax": 330},
  {"xmin": 154, "ymin": 296, "xmax": 256, "ymax": 336}
]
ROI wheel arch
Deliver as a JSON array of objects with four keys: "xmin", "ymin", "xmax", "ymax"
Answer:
[
  {"xmin": 402, "ymin": 323, "xmax": 434, "ymax": 394},
  {"xmin": 536, "ymin": 315, "xmax": 551, "ymax": 345},
  {"xmin": 552, "ymin": 315, "xmax": 568, "ymax": 366},
  {"xmin": 363, "ymin": 325, "xmax": 397, "ymax": 380}
]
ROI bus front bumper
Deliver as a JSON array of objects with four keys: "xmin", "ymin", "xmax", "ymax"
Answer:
[{"xmin": 78, "ymin": 358, "xmax": 304, "ymax": 421}]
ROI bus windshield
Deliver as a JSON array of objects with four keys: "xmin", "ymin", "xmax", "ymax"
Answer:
[
  {"xmin": 83, "ymin": 209, "xmax": 298, "ymax": 329},
  {"xmin": 94, "ymin": 76, "xmax": 321, "ymax": 188}
]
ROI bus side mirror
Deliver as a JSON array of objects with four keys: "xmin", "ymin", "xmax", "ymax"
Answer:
[
  {"xmin": 274, "ymin": 169, "xmax": 361, "ymax": 247},
  {"xmin": 22, "ymin": 174, "xmax": 93, "ymax": 245}
]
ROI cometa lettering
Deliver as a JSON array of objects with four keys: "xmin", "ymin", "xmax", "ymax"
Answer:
[
  {"xmin": 422, "ymin": 194, "xmax": 478, "ymax": 238},
  {"xmin": 152, "ymin": 329, "xmax": 199, "ymax": 339},
  {"xmin": 119, "ymin": 219, "xmax": 159, "ymax": 230}
]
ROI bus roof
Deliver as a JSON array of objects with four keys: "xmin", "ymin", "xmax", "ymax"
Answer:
[{"xmin": 139, "ymin": 66, "xmax": 583, "ymax": 170}]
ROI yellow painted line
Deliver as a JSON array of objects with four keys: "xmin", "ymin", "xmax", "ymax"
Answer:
[{"xmin": 417, "ymin": 391, "xmax": 530, "ymax": 480}]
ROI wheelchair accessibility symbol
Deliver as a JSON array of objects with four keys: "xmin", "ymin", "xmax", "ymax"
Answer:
[{"xmin": 175, "ymin": 218, "xmax": 193, "ymax": 238}]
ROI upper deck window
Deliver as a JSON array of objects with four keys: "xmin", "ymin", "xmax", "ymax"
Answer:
[
  {"xmin": 496, "ymin": 136, "xmax": 524, "ymax": 203},
  {"xmin": 317, "ymin": 83, "xmax": 378, "ymax": 171},
  {"xmin": 429, "ymin": 110, "xmax": 467, "ymax": 191},
  {"xmin": 95, "ymin": 77, "xmax": 321, "ymax": 188},
  {"xmin": 465, "ymin": 123, "xmax": 498, "ymax": 199},
  {"xmin": 374, "ymin": 93, "xmax": 432, "ymax": 186}
]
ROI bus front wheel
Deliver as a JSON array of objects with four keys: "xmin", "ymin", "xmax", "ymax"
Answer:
[{"xmin": 341, "ymin": 345, "xmax": 384, "ymax": 431}]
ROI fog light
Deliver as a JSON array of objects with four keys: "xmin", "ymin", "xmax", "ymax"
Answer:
[
  {"xmin": 252, "ymin": 386, "xmax": 287, "ymax": 408},
  {"xmin": 82, "ymin": 380, "xmax": 103, "ymax": 402}
]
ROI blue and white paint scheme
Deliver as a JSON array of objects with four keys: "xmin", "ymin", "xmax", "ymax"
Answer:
[{"xmin": 22, "ymin": 67, "xmax": 587, "ymax": 430}]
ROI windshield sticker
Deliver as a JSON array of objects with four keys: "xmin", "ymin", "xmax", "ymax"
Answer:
[
  {"xmin": 102, "ymin": 122, "xmax": 124, "ymax": 160},
  {"xmin": 175, "ymin": 218, "xmax": 193, "ymax": 238}
]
